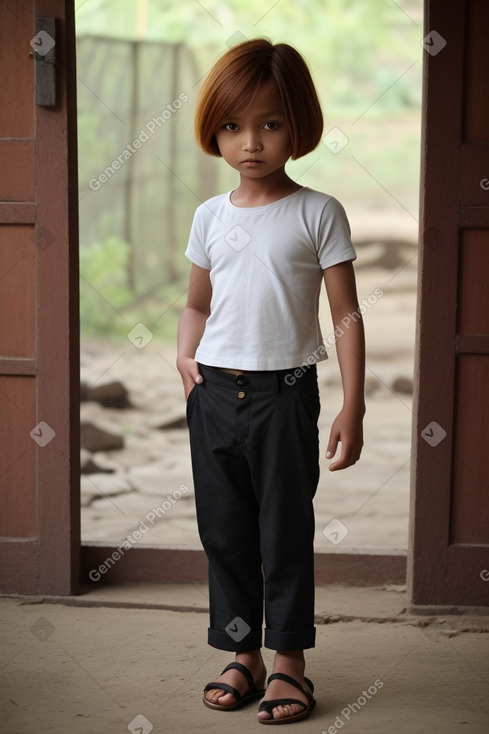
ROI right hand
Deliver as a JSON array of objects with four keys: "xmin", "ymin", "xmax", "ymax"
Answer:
[{"xmin": 176, "ymin": 356, "xmax": 203, "ymax": 400}]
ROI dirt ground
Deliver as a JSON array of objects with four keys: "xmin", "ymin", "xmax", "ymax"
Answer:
[{"xmin": 1, "ymin": 583, "xmax": 488, "ymax": 734}]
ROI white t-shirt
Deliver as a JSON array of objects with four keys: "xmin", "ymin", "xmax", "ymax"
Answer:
[{"xmin": 185, "ymin": 186, "xmax": 356, "ymax": 370}]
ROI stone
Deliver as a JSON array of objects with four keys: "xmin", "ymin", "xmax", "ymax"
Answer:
[
  {"xmin": 365, "ymin": 376, "xmax": 381, "ymax": 396},
  {"xmin": 80, "ymin": 380, "xmax": 132, "ymax": 408},
  {"xmin": 80, "ymin": 448, "xmax": 116, "ymax": 474},
  {"xmin": 80, "ymin": 421, "xmax": 124, "ymax": 452},
  {"xmin": 129, "ymin": 462, "xmax": 193, "ymax": 496},
  {"xmin": 392, "ymin": 376, "xmax": 414, "ymax": 394},
  {"xmin": 81, "ymin": 473, "xmax": 134, "ymax": 506},
  {"xmin": 149, "ymin": 413, "xmax": 188, "ymax": 430}
]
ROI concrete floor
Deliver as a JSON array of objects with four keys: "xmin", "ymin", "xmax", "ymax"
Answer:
[{"xmin": 1, "ymin": 584, "xmax": 489, "ymax": 734}]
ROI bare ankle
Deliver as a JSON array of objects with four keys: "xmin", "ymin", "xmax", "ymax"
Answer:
[
  {"xmin": 236, "ymin": 649, "xmax": 261, "ymax": 659},
  {"xmin": 276, "ymin": 649, "xmax": 304, "ymax": 659},
  {"xmin": 272, "ymin": 650, "xmax": 306, "ymax": 672},
  {"xmin": 235, "ymin": 650, "xmax": 264, "ymax": 668}
]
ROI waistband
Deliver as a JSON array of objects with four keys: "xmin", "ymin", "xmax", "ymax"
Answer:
[{"xmin": 198, "ymin": 363, "xmax": 317, "ymax": 391}]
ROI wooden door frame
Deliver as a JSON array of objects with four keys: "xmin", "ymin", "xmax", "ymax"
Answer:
[
  {"xmin": 408, "ymin": 0, "xmax": 489, "ymax": 609},
  {"xmin": 36, "ymin": 0, "xmax": 81, "ymax": 595},
  {"xmin": 407, "ymin": 0, "xmax": 465, "ymax": 607},
  {"xmin": 0, "ymin": 0, "xmax": 80, "ymax": 596}
]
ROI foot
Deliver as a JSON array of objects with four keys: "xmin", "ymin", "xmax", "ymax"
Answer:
[
  {"xmin": 204, "ymin": 651, "xmax": 266, "ymax": 708},
  {"xmin": 257, "ymin": 651, "xmax": 311, "ymax": 723}
]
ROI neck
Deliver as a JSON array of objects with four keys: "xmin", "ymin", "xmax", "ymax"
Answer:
[{"xmin": 231, "ymin": 169, "xmax": 301, "ymax": 207}]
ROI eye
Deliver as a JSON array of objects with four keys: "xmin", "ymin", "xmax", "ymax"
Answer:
[
  {"xmin": 263, "ymin": 121, "xmax": 279, "ymax": 130},
  {"xmin": 224, "ymin": 122, "xmax": 239, "ymax": 131}
]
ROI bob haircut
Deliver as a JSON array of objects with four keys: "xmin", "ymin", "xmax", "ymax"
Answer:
[{"xmin": 194, "ymin": 38, "xmax": 323, "ymax": 160}]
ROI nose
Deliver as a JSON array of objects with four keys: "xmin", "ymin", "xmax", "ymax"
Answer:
[{"xmin": 242, "ymin": 130, "xmax": 262, "ymax": 152}]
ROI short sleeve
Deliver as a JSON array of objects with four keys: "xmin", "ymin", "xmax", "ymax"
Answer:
[
  {"xmin": 185, "ymin": 207, "xmax": 211, "ymax": 270},
  {"xmin": 317, "ymin": 197, "xmax": 357, "ymax": 269}
]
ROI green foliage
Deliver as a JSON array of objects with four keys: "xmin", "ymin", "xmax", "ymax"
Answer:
[
  {"xmin": 76, "ymin": 107, "xmax": 115, "ymax": 188},
  {"xmin": 80, "ymin": 237, "xmax": 134, "ymax": 335},
  {"xmin": 79, "ymin": 236, "xmax": 187, "ymax": 339}
]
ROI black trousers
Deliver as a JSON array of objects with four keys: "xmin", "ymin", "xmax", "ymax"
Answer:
[{"xmin": 186, "ymin": 363, "xmax": 320, "ymax": 652}]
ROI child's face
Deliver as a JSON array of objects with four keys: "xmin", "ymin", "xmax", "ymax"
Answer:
[{"xmin": 214, "ymin": 79, "xmax": 293, "ymax": 180}]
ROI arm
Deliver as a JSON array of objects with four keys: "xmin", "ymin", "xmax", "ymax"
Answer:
[
  {"xmin": 322, "ymin": 260, "xmax": 366, "ymax": 470},
  {"xmin": 176, "ymin": 263, "xmax": 212, "ymax": 399}
]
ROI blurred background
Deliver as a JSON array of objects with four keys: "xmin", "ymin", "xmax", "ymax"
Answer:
[{"xmin": 76, "ymin": 0, "xmax": 422, "ymax": 552}]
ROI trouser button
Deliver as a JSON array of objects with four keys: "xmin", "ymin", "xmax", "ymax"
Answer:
[{"xmin": 237, "ymin": 391, "xmax": 246, "ymax": 399}]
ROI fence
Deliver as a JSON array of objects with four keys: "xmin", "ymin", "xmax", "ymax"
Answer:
[{"xmin": 77, "ymin": 37, "xmax": 222, "ymax": 296}]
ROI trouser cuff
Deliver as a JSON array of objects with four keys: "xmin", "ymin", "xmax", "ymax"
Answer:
[
  {"xmin": 208, "ymin": 627, "xmax": 263, "ymax": 652},
  {"xmin": 264, "ymin": 627, "xmax": 316, "ymax": 651}
]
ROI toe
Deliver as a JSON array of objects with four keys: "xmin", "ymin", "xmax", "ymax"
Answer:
[
  {"xmin": 274, "ymin": 705, "xmax": 288, "ymax": 720},
  {"xmin": 205, "ymin": 689, "xmax": 236, "ymax": 707},
  {"xmin": 258, "ymin": 703, "xmax": 303, "ymax": 722},
  {"xmin": 218, "ymin": 692, "xmax": 237, "ymax": 707},
  {"xmin": 275, "ymin": 703, "xmax": 303, "ymax": 720}
]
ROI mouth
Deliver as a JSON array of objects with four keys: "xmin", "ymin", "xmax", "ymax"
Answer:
[{"xmin": 242, "ymin": 158, "xmax": 263, "ymax": 164}]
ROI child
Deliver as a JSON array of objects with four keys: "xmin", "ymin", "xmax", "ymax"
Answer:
[{"xmin": 177, "ymin": 38, "xmax": 365, "ymax": 725}]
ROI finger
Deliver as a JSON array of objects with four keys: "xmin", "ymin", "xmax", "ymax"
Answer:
[
  {"xmin": 325, "ymin": 432, "xmax": 339, "ymax": 460},
  {"xmin": 184, "ymin": 367, "xmax": 204, "ymax": 400},
  {"xmin": 328, "ymin": 439, "xmax": 349, "ymax": 470},
  {"xmin": 329, "ymin": 457, "xmax": 349, "ymax": 471},
  {"xmin": 329, "ymin": 445, "xmax": 361, "ymax": 471},
  {"xmin": 189, "ymin": 361, "xmax": 203, "ymax": 384},
  {"xmin": 185, "ymin": 366, "xmax": 203, "ymax": 390},
  {"xmin": 329, "ymin": 456, "xmax": 352, "ymax": 471}
]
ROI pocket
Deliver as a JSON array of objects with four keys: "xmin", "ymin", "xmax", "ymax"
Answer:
[
  {"xmin": 296, "ymin": 380, "xmax": 321, "ymax": 428},
  {"xmin": 185, "ymin": 382, "xmax": 198, "ymax": 419}
]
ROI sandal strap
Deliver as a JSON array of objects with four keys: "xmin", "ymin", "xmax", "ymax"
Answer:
[
  {"xmin": 258, "ymin": 697, "xmax": 307, "ymax": 714},
  {"xmin": 266, "ymin": 672, "xmax": 315, "ymax": 701},
  {"xmin": 203, "ymin": 661, "xmax": 257, "ymax": 702},
  {"xmin": 203, "ymin": 681, "xmax": 242, "ymax": 701},
  {"xmin": 221, "ymin": 661, "xmax": 255, "ymax": 691}
]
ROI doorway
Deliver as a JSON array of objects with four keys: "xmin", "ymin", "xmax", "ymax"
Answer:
[{"xmin": 76, "ymin": 0, "xmax": 422, "ymax": 566}]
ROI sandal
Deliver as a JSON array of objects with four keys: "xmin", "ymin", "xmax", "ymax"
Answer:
[
  {"xmin": 258, "ymin": 672, "xmax": 316, "ymax": 725},
  {"xmin": 203, "ymin": 661, "xmax": 266, "ymax": 711}
]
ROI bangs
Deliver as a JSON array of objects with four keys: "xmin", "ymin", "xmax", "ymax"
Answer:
[{"xmin": 208, "ymin": 66, "xmax": 271, "ymax": 129}]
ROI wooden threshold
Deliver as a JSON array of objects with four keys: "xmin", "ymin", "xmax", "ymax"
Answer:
[{"xmin": 80, "ymin": 543, "xmax": 407, "ymax": 589}]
